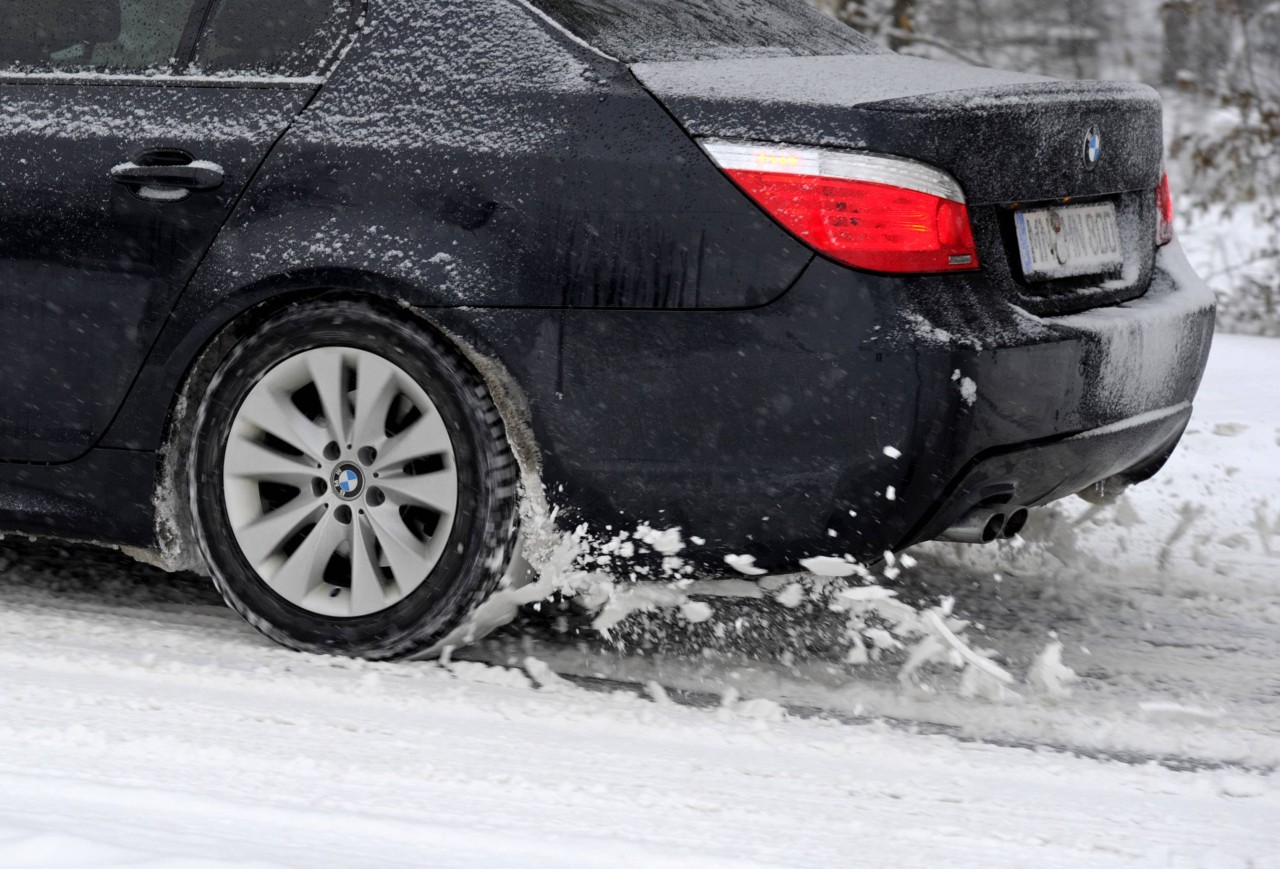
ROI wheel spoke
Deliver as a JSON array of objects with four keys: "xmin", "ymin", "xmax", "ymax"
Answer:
[
  {"xmin": 377, "ymin": 466, "xmax": 458, "ymax": 516},
  {"xmin": 367, "ymin": 503, "xmax": 437, "ymax": 585},
  {"xmin": 224, "ymin": 436, "xmax": 319, "ymax": 487},
  {"xmin": 237, "ymin": 385, "xmax": 328, "ymax": 464},
  {"xmin": 350, "ymin": 354, "xmax": 401, "ymax": 452},
  {"xmin": 372, "ymin": 412, "xmax": 452, "ymax": 473},
  {"xmin": 266, "ymin": 509, "xmax": 344, "ymax": 602},
  {"xmin": 236, "ymin": 495, "xmax": 324, "ymax": 568},
  {"xmin": 307, "ymin": 351, "xmax": 350, "ymax": 447},
  {"xmin": 349, "ymin": 515, "xmax": 388, "ymax": 616}
]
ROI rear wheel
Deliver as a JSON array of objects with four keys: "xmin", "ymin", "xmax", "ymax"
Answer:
[{"xmin": 190, "ymin": 301, "xmax": 518, "ymax": 659}]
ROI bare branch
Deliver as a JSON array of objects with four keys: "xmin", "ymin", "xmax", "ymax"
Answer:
[{"xmin": 882, "ymin": 28, "xmax": 989, "ymax": 66}]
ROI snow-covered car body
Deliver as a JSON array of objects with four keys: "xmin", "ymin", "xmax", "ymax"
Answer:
[{"xmin": 0, "ymin": 0, "xmax": 1213, "ymax": 575}]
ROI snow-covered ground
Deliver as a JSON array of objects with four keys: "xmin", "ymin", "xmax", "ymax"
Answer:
[{"xmin": 1, "ymin": 334, "xmax": 1278, "ymax": 867}]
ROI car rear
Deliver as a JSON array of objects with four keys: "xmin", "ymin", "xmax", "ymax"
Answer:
[{"xmin": 511, "ymin": 0, "xmax": 1216, "ymax": 562}]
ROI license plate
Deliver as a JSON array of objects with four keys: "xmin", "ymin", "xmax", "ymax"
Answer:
[{"xmin": 1014, "ymin": 202, "xmax": 1123, "ymax": 281}]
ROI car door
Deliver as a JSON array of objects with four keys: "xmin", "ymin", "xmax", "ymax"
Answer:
[{"xmin": 0, "ymin": 0, "xmax": 361, "ymax": 463}]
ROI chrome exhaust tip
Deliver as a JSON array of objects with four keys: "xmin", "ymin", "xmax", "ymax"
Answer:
[
  {"xmin": 939, "ymin": 509, "xmax": 1006, "ymax": 545},
  {"xmin": 1001, "ymin": 507, "xmax": 1030, "ymax": 539}
]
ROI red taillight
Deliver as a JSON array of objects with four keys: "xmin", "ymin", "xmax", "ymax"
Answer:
[
  {"xmin": 703, "ymin": 140, "xmax": 979, "ymax": 275},
  {"xmin": 1156, "ymin": 172, "xmax": 1175, "ymax": 246}
]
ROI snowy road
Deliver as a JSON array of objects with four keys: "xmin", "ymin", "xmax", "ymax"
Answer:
[{"xmin": 1, "ymin": 334, "xmax": 1279, "ymax": 867}]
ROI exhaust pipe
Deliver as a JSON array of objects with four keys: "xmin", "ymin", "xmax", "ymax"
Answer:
[
  {"xmin": 1001, "ymin": 507, "xmax": 1030, "ymax": 539},
  {"xmin": 939, "ymin": 508, "xmax": 1006, "ymax": 544}
]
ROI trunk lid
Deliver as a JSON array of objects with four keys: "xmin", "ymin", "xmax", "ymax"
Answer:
[{"xmin": 631, "ymin": 54, "xmax": 1164, "ymax": 206}]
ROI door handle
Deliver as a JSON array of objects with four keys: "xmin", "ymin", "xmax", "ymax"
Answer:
[{"xmin": 111, "ymin": 156, "xmax": 225, "ymax": 201}]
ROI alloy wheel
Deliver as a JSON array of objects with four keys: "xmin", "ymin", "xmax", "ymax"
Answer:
[{"xmin": 221, "ymin": 346, "xmax": 459, "ymax": 618}]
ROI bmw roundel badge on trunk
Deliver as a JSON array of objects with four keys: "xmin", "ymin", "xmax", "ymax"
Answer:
[{"xmin": 1084, "ymin": 126, "xmax": 1102, "ymax": 168}]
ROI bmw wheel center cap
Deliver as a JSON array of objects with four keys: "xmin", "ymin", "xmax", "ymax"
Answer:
[
  {"xmin": 332, "ymin": 463, "xmax": 365, "ymax": 500},
  {"xmin": 1084, "ymin": 126, "xmax": 1102, "ymax": 168}
]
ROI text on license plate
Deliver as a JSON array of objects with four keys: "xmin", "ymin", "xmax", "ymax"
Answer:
[{"xmin": 1014, "ymin": 202, "xmax": 1123, "ymax": 281}]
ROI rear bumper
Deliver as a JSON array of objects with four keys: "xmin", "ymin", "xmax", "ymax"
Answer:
[
  {"xmin": 787, "ymin": 243, "xmax": 1213, "ymax": 565},
  {"xmin": 884, "ymin": 242, "xmax": 1215, "ymax": 552},
  {"xmin": 901, "ymin": 402, "xmax": 1190, "ymax": 550},
  {"xmin": 436, "ymin": 243, "xmax": 1215, "ymax": 570}
]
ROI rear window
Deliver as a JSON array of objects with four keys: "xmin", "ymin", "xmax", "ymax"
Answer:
[{"xmin": 524, "ymin": 0, "xmax": 877, "ymax": 64}]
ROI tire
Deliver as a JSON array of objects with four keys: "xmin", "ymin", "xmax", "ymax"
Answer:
[{"xmin": 190, "ymin": 299, "xmax": 519, "ymax": 659}]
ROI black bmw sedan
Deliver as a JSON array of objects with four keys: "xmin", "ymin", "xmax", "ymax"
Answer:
[{"xmin": 0, "ymin": 0, "xmax": 1214, "ymax": 658}]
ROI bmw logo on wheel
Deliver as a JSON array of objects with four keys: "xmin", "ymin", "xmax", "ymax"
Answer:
[
  {"xmin": 332, "ymin": 463, "xmax": 364, "ymax": 500},
  {"xmin": 1083, "ymin": 126, "xmax": 1102, "ymax": 169}
]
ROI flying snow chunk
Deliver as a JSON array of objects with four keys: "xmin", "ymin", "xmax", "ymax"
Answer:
[
  {"xmin": 799, "ymin": 556, "xmax": 859, "ymax": 577},
  {"xmin": 773, "ymin": 583, "xmax": 805, "ymax": 609},
  {"xmin": 725, "ymin": 554, "xmax": 767, "ymax": 576},
  {"xmin": 951, "ymin": 370, "xmax": 978, "ymax": 406},
  {"xmin": 836, "ymin": 585, "xmax": 898, "ymax": 603},
  {"xmin": 636, "ymin": 525, "xmax": 684, "ymax": 554},
  {"xmin": 1027, "ymin": 641, "xmax": 1079, "ymax": 698},
  {"xmin": 733, "ymin": 698, "xmax": 786, "ymax": 722},
  {"xmin": 1138, "ymin": 701, "xmax": 1225, "ymax": 721},
  {"xmin": 882, "ymin": 446, "xmax": 902, "ymax": 459},
  {"xmin": 524, "ymin": 657, "xmax": 575, "ymax": 693},
  {"xmin": 680, "ymin": 601, "xmax": 714, "ymax": 623},
  {"xmin": 923, "ymin": 610, "xmax": 1015, "ymax": 685},
  {"xmin": 645, "ymin": 680, "xmax": 671, "ymax": 705}
]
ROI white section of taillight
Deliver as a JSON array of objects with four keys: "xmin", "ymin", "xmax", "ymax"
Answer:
[
  {"xmin": 1156, "ymin": 171, "xmax": 1175, "ymax": 246},
  {"xmin": 701, "ymin": 139, "xmax": 979, "ymax": 275},
  {"xmin": 703, "ymin": 139, "xmax": 966, "ymax": 203}
]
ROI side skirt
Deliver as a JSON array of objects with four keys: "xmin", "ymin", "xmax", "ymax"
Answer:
[{"xmin": 0, "ymin": 449, "xmax": 157, "ymax": 549}]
